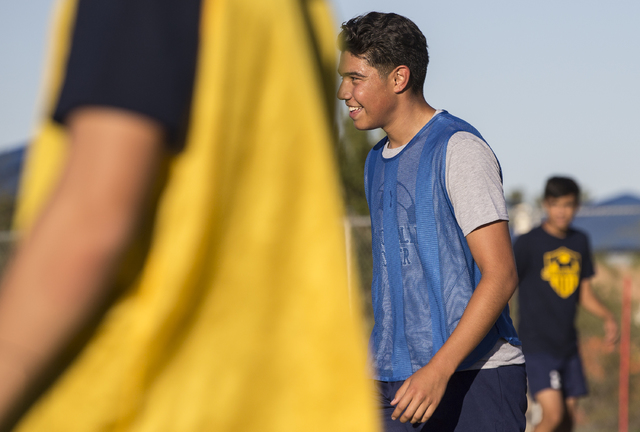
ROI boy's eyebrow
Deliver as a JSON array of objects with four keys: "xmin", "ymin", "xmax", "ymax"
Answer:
[{"xmin": 338, "ymin": 71, "xmax": 367, "ymax": 78}]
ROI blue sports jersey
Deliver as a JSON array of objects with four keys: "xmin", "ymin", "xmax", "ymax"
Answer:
[{"xmin": 365, "ymin": 111, "xmax": 520, "ymax": 381}]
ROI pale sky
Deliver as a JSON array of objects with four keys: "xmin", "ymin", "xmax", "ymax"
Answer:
[{"xmin": 1, "ymin": 0, "xmax": 639, "ymax": 202}]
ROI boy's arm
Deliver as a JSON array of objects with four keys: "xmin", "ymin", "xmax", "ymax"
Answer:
[
  {"xmin": 390, "ymin": 220, "xmax": 517, "ymax": 424},
  {"xmin": 579, "ymin": 278, "xmax": 619, "ymax": 347},
  {"xmin": 0, "ymin": 107, "xmax": 164, "ymax": 424}
]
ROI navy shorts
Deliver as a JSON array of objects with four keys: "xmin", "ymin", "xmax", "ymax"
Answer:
[
  {"xmin": 524, "ymin": 351, "xmax": 588, "ymax": 399},
  {"xmin": 376, "ymin": 364, "xmax": 527, "ymax": 432}
]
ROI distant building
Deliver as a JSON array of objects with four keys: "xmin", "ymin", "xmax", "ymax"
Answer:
[
  {"xmin": 573, "ymin": 194, "xmax": 640, "ymax": 253},
  {"xmin": 0, "ymin": 145, "xmax": 26, "ymax": 198}
]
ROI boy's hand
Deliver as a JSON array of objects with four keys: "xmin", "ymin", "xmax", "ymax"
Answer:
[
  {"xmin": 390, "ymin": 360, "xmax": 453, "ymax": 424},
  {"xmin": 603, "ymin": 317, "xmax": 619, "ymax": 349}
]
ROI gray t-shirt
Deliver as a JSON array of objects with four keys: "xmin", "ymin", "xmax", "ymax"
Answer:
[
  {"xmin": 381, "ymin": 110, "xmax": 524, "ymax": 369},
  {"xmin": 381, "ymin": 111, "xmax": 508, "ymax": 234}
]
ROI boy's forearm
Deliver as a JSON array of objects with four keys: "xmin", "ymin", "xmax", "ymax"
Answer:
[
  {"xmin": 0, "ymin": 107, "xmax": 163, "ymax": 423},
  {"xmin": 433, "ymin": 220, "xmax": 518, "ymax": 370},
  {"xmin": 0, "ymin": 199, "xmax": 127, "ymax": 420},
  {"xmin": 579, "ymin": 279, "xmax": 619, "ymax": 345},
  {"xmin": 579, "ymin": 279, "xmax": 614, "ymax": 320},
  {"xmin": 429, "ymin": 252, "xmax": 517, "ymax": 372}
]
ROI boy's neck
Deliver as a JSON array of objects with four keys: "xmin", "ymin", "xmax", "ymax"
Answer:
[
  {"xmin": 541, "ymin": 221, "xmax": 569, "ymax": 239},
  {"xmin": 384, "ymin": 97, "xmax": 436, "ymax": 149}
]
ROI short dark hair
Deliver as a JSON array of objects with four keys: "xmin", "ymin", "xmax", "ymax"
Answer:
[
  {"xmin": 544, "ymin": 176, "xmax": 580, "ymax": 202},
  {"xmin": 338, "ymin": 12, "xmax": 428, "ymax": 95}
]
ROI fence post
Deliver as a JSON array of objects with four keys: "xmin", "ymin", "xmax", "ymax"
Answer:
[{"xmin": 618, "ymin": 276, "xmax": 632, "ymax": 432}]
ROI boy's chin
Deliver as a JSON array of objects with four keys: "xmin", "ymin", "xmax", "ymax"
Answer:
[
  {"xmin": 551, "ymin": 222, "xmax": 571, "ymax": 232},
  {"xmin": 352, "ymin": 123, "xmax": 373, "ymax": 131}
]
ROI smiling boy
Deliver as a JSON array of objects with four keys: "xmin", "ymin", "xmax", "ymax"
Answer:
[
  {"xmin": 515, "ymin": 177, "xmax": 619, "ymax": 432},
  {"xmin": 338, "ymin": 12, "xmax": 527, "ymax": 432}
]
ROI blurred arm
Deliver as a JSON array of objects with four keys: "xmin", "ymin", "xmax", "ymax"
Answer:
[
  {"xmin": 579, "ymin": 278, "xmax": 619, "ymax": 347},
  {"xmin": 0, "ymin": 107, "xmax": 164, "ymax": 423}
]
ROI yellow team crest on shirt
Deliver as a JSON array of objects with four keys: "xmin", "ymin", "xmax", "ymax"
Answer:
[{"xmin": 540, "ymin": 247, "xmax": 581, "ymax": 298}]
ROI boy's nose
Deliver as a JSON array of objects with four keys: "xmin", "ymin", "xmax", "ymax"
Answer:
[{"xmin": 337, "ymin": 81, "xmax": 351, "ymax": 100}]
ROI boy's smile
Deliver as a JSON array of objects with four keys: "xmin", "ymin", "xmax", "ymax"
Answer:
[{"xmin": 348, "ymin": 105, "xmax": 363, "ymax": 118}]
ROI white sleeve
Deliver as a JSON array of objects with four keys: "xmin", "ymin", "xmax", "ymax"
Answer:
[{"xmin": 445, "ymin": 131, "xmax": 509, "ymax": 236}]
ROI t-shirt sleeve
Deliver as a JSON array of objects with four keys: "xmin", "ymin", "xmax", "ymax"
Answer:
[
  {"xmin": 581, "ymin": 233, "xmax": 596, "ymax": 279},
  {"xmin": 445, "ymin": 131, "xmax": 509, "ymax": 236},
  {"xmin": 53, "ymin": 0, "xmax": 202, "ymax": 151}
]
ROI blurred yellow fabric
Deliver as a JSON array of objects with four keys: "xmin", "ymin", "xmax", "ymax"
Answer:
[{"xmin": 13, "ymin": 0, "xmax": 378, "ymax": 430}]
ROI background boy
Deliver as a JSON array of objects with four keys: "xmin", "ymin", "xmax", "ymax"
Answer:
[
  {"xmin": 515, "ymin": 176, "xmax": 619, "ymax": 432},
  {"xmin": 337, "ymin": 12, "xmax": 527, "ymax": 432}
]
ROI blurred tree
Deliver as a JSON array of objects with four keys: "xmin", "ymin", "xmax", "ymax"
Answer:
[
  {"xmin": 334, "ymin": 114, "xmax": 375, "ymax": 216},
  {"xmin": 333, "ymin": 113, "xmax": 378, "ymax": 331},
  {"xmin": 506, "ymin": 189, "xmax": 525, "ymax": 206}
]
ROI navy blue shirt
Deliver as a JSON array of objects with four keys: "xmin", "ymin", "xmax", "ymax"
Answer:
[
  {"xmin": 514, "ymin": 226, "xmax": 594, "ymax": 358},
  {"xmin": 53, "ymin": 0, "xmax": 202, "ymax": 151}
]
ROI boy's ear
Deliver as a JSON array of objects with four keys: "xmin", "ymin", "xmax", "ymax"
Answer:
[{"xmin": 391, "ymin": 65, "xmax": 410, "ymax": 93}]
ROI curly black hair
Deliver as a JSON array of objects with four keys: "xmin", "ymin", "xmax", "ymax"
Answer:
[{"xmin": 338, "ymin": 12, "xmax": 428, "ymax": 95}]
